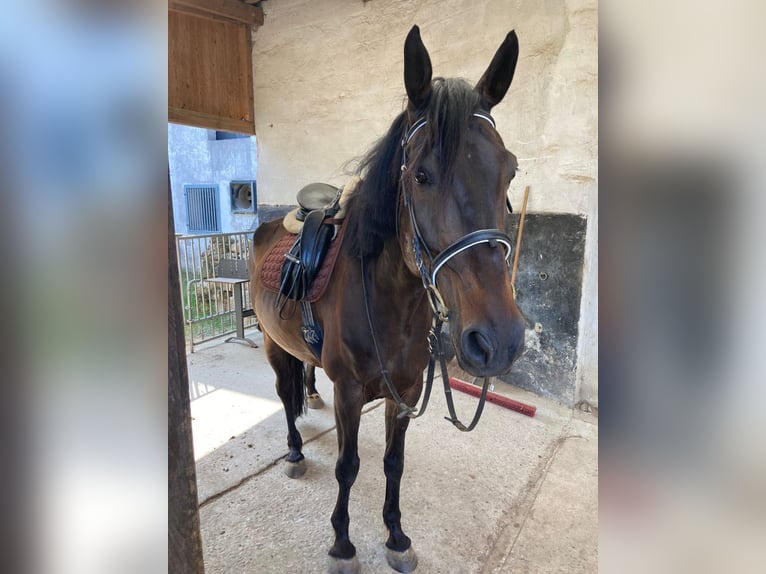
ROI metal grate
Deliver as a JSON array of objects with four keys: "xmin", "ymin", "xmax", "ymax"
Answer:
[
  {"xmin": 175, "ymin": 231, "xmax": 256, "ymax": 351},
  {"xmin": 184, "ymin": 184, "xmax": 221, "ymax": 233}
]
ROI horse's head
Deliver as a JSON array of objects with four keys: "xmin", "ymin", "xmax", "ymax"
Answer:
[{"xmin": 399, "ymin": 26, "xmax": 525, "ymax": 377}]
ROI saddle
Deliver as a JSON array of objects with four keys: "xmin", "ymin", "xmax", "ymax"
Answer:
[
  {"xmin": 282, "ymin": 179, "xmax": 357, "ymax": 234},
  {"xmin": 296, "ymin": 183, "xmax": 342, "ymax": 221},
  {"xmin": 277, "ymin": 184, "xmax": 343, "ymax": 303},
  {"xmin": 264, "ymin": 182, "xmax": 352, "ymax": 360}
]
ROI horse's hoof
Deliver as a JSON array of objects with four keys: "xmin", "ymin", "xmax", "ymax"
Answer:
[
  {"xmin": 283, "ymin": 458, "xmax": 306, "ymax": 479},
  {"xmin": 386, "ymin": 546, "xmax": 418, "ymax": 573},
  {"xmin": 307, "ymin": 393, "xmax": 325, "ymax": 409},
  {"xmin": 327, "ymin": 555, "xmax": 361, "ymax": 574}
]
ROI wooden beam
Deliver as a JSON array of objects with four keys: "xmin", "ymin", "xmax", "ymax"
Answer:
[
  {"xmin": 168, "ymin": 175, "xmax": 206, "ymax": 574},
  {"xmin": 170, "ymin": 0, "xmax": 264, "ymax": 26},
  {"xmin": 169, "ymin": 107, "xmax": 255, "ymax": 136}
]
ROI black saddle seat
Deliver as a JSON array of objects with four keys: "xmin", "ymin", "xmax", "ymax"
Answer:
[{"xmin": 295, "ymin": 183, "xmax": 341, "ymax": 221}]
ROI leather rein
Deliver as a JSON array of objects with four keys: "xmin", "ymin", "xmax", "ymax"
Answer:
[{"xmin": 361, "ymin": 112, "xmax": 514, "ymax": 432}]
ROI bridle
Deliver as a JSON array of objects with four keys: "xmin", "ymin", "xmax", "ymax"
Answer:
[
  {"xmin": 400, "ymin": 112, "xmax": 514, "ymax": 320},
  {"xmin": 361, "ymin": 112, "xmax": 515, "ymax": 431}
]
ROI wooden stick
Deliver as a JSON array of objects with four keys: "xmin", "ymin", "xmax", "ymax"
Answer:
[
  {"xmin": 449, "ymin": 378, "xmax": 536, "ymax": 417},
  {"xmin": 510, "ymin": 186, "xmax": 530, "ymax": 288}
]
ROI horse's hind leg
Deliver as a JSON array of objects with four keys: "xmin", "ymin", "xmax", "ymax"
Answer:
[
  {"xmin": 328, "ymin": 383, "xmax": 364, "ymax": 574},
  {"xmin": 383, "ymin": 396, "xmax": 418, "ymax": 572},
  {"xmin": 305, "ymin": 364, "xmax": 325, "ymax": 409},
  {"xmin": 263, "ymin": 333, "xmax": 307, "ymax": 478}
]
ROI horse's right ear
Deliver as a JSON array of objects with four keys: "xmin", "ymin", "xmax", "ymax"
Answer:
[{"xmin": 404, "ymin": 25, "xmax": 432, "ymax": 110}]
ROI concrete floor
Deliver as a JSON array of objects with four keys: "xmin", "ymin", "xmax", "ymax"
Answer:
[{"xmin": 189, "ymin": 329, "xmax": 597, "ymax": 574}]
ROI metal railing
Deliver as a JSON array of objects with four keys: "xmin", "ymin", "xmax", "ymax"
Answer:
[{"xmin": 175, "ymin": 230, "xmax": 258, "ymax": 351}]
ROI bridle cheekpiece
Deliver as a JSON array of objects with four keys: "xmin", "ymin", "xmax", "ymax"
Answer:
[{"xmin": 399, "ymin": 112, "xmax": 514, "ymax": 321}]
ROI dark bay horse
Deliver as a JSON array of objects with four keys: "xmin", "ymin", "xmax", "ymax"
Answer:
[{"xmin": 250, "ymin": 26, "xmax": 525, "ymax": 574}]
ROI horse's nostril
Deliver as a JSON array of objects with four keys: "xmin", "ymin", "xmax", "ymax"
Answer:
[{"xmin": 461, "ymin": 328, "xmax": 496, "ymax": 368}]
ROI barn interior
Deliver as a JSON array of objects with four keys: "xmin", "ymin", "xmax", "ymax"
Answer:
[{"xmin": 168, "ymin": 1, "xmax": 598, "ymax": 572}]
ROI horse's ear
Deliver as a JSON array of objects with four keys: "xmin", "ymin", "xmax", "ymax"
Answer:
[
  {"xmin": 475, "ymin": 31, "xmax": 519, "ymax": 110},
  {"xmin": 404, "ymin": 25, "xmax": 432, "ymax": 110}
]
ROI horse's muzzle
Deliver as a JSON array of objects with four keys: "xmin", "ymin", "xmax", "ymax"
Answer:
[{"xmin": 457, "ymin": 319, "xmax": 525, "ymax": 377}]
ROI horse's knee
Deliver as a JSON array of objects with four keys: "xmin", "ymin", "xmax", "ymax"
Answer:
[{"xmin": 335, "ymin": 454, "xmax": 360, "ymax": 487}]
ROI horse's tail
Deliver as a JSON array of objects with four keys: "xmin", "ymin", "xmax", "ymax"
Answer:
[{"xmin": 287, "ymin": 355, "xmax": 307, "ymax": 419}]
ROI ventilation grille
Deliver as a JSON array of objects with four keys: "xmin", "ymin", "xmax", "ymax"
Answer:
[{"xmin": 184, "ymin": 185, "xmax": 220, "ymax": 233}]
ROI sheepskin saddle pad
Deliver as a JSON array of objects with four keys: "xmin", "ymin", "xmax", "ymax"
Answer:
[{"xmin": 282, "ymin": 176, "xmax": 360, "ymax": 234}]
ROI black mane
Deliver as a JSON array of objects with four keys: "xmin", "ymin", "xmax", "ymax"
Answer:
[{"xmin": 346, "ymin": 78, "xmax": 482, "ymax": 259}]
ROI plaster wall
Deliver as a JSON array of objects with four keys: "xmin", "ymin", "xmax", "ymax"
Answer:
[
  {"xmin": 251, "ymin": 0, "xmax": 597, "ymax": 404},
  {"xmin": 251, "ymin": 0, "xmax": 596, "ymax": 213}
]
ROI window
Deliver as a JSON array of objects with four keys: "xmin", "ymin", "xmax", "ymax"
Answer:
[
  {"xmin": 184, "ymin": 185, "xmax": 221, "ymax": 233},
  {"xmin": 215, "ymin": 130, "xmax": 250, "ymax": 140},
  {"xmin": 230, "ymin": 180, "xmax": 256, "ymax": 213}
]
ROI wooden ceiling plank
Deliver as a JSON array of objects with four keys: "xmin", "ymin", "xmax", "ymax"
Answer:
[
  {"xmin": 169, "ymin": 107, "xmax": 255, "ymax": 135},
  {"xmin": 170, "ymin": 0, "xmax": 264, "ymax": 26}
]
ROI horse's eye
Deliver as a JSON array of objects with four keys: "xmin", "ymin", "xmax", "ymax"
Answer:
[{"xmin": 414, "ymin": 170, "xmax": 429, "ymax": 185}]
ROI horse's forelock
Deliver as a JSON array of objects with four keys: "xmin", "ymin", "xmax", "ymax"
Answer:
[{"xmin": 424, "ymin": 78, "xmax": 481, "ymax": 180}]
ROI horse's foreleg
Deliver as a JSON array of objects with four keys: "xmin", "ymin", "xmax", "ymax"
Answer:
[
  {"xmin": 382, "ymin": 397, "xmax": 419, "ymax": 573},
  {"xmin": 328, "ymin": 384, "xmax": 363, "ymax": 574}
]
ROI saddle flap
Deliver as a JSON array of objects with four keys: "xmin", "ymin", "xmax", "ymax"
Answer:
[
  {"xmin": 277, "ymin": 211, "xmax": 335, "ymax": 303},
  {"xmin": 299, "ymin": 210, "xmax": 334, "ymax": 285}
]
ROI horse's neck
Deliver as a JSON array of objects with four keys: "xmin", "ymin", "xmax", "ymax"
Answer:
[{"xmin": 370, "ymin": 237, "xmax": 429, "ymax": 321}]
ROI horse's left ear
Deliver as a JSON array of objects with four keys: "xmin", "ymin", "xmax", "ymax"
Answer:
[{"xmin": 475, "ymin": 31, "xmax": 519, "ymax": 110}]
